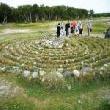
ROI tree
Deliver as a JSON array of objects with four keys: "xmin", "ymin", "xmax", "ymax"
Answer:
[
  {"xmin": 18, "ymin": 5, "xmax": 32, "ymax": 23},
  {"xmin": 0, "ymin": 3, "xmax": 12, "ymax": 23},
  {"xmin": 32, "ymin": 4, "xmax": 39, "ymax": 22},
  {"xmin": 89, "ymin": 9, "xmax": 94, "ymax": 18},
  {"xmin": 0, "ymin": 2, "xmax": 89, "ymax": 23}
]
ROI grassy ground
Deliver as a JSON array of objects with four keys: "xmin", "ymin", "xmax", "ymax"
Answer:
[
  {"xmin": 0, "ymin": 17, "xmax": 110, "ymax": 110},
  {"xmin": 0, "ymin": 73, "xmax": 110, "ymax": 110}
]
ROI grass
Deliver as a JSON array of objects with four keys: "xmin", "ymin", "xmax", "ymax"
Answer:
[
  {"xmin": 0, "ymin": 97, "xmax": 36, "ymax": 110},
  {"xmin": 0, "ymin": 72, "xmax": 110, "ymax": 110},
  {"xmin": 93, "ymin": 22, "xmax": 107, "ymax": 33},
  {"xmin": 97, "ymin": 100, "xmax": 110, "ymax": 110},
  {"xmin": 0, "ymin": 17, "xmax": 110, "ymax": 110},
  {"xmin": 92, "ymin": 17, "xmax": 110, "ymax": 33}
]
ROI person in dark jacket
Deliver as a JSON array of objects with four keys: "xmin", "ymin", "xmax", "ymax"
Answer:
[
  {"xmin": 57, "ymin": 23, "xmax": 61, "ymax": 37},
  {"xmin": 105, "ymin": 27, "xmax": 110, "ymax": 38},
  {"xmin": 65, "ymin": 22, "xmax": 70, "ymax": 36}
]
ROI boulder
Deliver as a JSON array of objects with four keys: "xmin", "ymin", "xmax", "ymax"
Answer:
[
  {"xmin": 23, "ymin": 70, "xmax": 30, "ymax": 77},
  {"xmin": 81, "ymin": 66, "xmax": 92, "ymax": 75},
  {"xmin": 39, "ymin": 70, "xmax": 46, "ymax": 76},
  {"xmin": 63, "ymin": 71, "xmax": 74, "ymax": 77},
  {"xmin": 73, "ymin": 70, "xmax": 80, "ymax": 77},
  {"xmin": 32, "ymin": 72, "xmax": 38, "ymax": 78},
  {"xmin": 56, "ymin": 71, "xmax": 63, "ymax": 78}
]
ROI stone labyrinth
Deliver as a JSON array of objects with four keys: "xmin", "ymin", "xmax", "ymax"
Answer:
[{"xmin": 0, "ymin": 37, "xmax": 110, "ymax": 80}]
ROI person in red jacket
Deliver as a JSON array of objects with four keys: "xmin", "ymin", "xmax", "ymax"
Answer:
[{"xmin": 71, "ymin": 20, "xmax": 77, "ymax": 34}]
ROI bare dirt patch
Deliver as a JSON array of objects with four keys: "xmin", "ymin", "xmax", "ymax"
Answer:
[
  {"xmin": 0, "ymin": 28, "xmax": 32, "ymax": 35},
  {"xmin": 0, "ymin": 79, "xmax": 24, "ymax": 98}
]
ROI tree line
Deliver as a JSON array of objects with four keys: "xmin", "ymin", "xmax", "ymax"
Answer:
[
  {"xmin": 0, "ymin": 2, "xmax": 89, "ymax": 23},
  {"xmin": 93, "ymin": 13, "xmax": 110, "ymax": 17}
]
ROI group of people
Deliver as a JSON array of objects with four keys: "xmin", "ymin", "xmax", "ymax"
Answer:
[{"xmin": 57, "ymin": 20, "xmax": 92, "ymax": 37}]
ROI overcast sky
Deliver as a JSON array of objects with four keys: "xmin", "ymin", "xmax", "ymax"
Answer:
[{"xmin": 0, "ymin": 0, "xmax": 110, "ymax": 13}]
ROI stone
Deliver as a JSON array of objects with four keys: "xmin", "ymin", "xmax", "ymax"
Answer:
[
  {"xmin": 67, "ymin": 84, "xmax": 71, "ymax": 90},
  {"xmin": 57, "ymin": 68, "xmax": 63, "ymax": 73},
  {"xmin": 39, "ymin": 70, "xmax": 46, "ymax": 76},
  {"xmin": 81, "ymin": 66, "xmax": 92, "ymax": 75},
  {"xmin": 32, "ymin": 72, "xmax": 38, "ymax": 78},
  {"xmin": 104, "ymin": 64, "xmax": 108, "ymax": 67},
  {"xmin": 56, "ymin": 71, "xmax": 63, "ymax": 78},
  {"xmin": 21, "ymin": 63, "xmax": 25, "ymax": 67},
  {"xmin": 63, "ymin": 71, "xmax": 74, "ymax": 77},
  {"xmin": 73, "ymin": 70, "xmax": 80, "ymax": 77},
  {"xmin": 0, "ymin": 67, "xmax": 6, "ymax": 72},
  {"xmin": 23, "ymin": 70, "xmax": 30, "ymax": 77},
  {"xmin": 33, "ymin": 62, "xmax": 37, "ymax": 65},
  {"xmin": 101, "ymin": 67, "xmax": 104, "ymax": 70},
  {"xmin": 78, "ymin": 100, "xmax": 81, "ymax": 104}
]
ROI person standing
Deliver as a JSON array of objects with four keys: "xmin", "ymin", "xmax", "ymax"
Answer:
[
  {"xmin": 78, "ymin": 21, "xmax": 83, "ymax": 36},
  {"xmin": 57, "ymin": 23, "xmax": 61, "ymax": 37},
  {"xmin": 87, "ymin": 20, "xmax": 92, "ymax": 36},
  {"xmin": 60, "ymin": 22, "xmax": 64, "ymax": 36},
  {"xmin": 65, "ymin": 22, "xmax": 70, "ymax": 36},
  {"xmin": 71, "ymin": 20, "xmax": 77, "ymax": 34},
  {"xmin": 74, "ymin": 24, "xmax": 79, "ymax": 36}
]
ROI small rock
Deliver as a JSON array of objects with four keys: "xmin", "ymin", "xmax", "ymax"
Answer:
[
  {"xmin": 21, "ymin": 63, "xmax": 24, "ymax": 67},
  {"xmin": 78, "ymin": 100, "xmax": 81, "ymax": 104},
  {"xmin": 35, "ymin": 51, "xmax": 38, "ymax": 54},
  {"xmin": 104, "ymin": 64, "xmax": 108, "ymax": 67},
  {"xmin": 100, "ymin": 67, "xmax": 104, "ymax": 70},
  {"xmin": 33, "ymin": 62, "xmax": 37, "ymax": 65},
  {"xmin": 39, "ymin": 70, "xmax": 46, "ymax": 76},
  {"xmin": 0, "ymin": 67, "xmax": 6, "ymax": 72},
  {"xmin": 67, "ymin": 84, "xmax": 71, "ymax": 90},
  {"xmin": 100, "ymin": 71, "xmax": 103, "ymax": 75},
  {"xmin": 41, "ymin": 78, "xmax": 45, "ymax": 82}
]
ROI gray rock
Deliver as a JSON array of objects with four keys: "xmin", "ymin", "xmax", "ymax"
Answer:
[
  {"xmin": 57, "ymin": 68, "xmax": 63, "ymax": 73},
  {"xmin": 81, "ymin": 66, "xmax": 92, "ymax": 75},
  {"xmin": 23, "ymin": 70, "xmax": 30, "ymax": 77},
  {"xmin": 73, "ymin": 70, "xmax": 80, "ymax": 77},
  {"xmin": 32, "ymin": 72, "xmax": 38, "ymax": 78},
  {"xmin": 63, "ymin": 71, "xmax": 74, "ymax": 77}
]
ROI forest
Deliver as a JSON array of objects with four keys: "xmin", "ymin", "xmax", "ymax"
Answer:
[{"xmin": 0, "ymin": 3, "xmax": 88, "ymax": 23}]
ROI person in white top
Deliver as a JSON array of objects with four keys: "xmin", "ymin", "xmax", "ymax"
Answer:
[
  {"xmin": 87, "ymin": 20, "xmax": 92, "ymax": 36},
  {"xmin": 78, "ymin": 21, "xmax": 83, "ymax": 36},
  {"xmin": 75, "ymin": 24, "xmax": 79, "ymax": 36},
  {"xmin": 60, "ymin": 22, "xmax": 65, "ymax": 36}
]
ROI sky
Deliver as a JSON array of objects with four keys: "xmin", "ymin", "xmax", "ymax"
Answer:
[{"xmin": 0, "ymin": 0, "xmax": 110, "ymax": 13}]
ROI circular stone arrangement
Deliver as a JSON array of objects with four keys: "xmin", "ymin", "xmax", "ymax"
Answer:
[{"xmin": 0, "ymin": 37, "xmax": 110, "ymax": 79}]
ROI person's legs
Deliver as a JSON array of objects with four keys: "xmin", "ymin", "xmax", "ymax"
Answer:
[
  {"xmin": 66, "ymin": 30, "xmax": 68, "ymax": 36},
  {"xmin": 88, "ymin": 28, "xmax": 90, "ymax": 36},
  {"xmin": 57, "ymin": 31, "xmax": 60, "ymax": 37},
  {"xmin": 81, "ymin": 29, "xmax": 83, "ymax": 36},
  {"xmin": 79, "ymin": 29, "xmax": 82, "ymax": 36}
]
